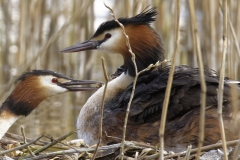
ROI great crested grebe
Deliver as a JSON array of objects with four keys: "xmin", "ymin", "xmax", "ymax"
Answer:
[
  {"xmin": 62, "ymin": 8, "xmax": 240, "ymax": 151},
  {"xmin": 0, "ymin": 70, "xmax": 101, "ymax": 139}
]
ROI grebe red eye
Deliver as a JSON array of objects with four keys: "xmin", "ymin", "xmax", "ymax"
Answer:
[
  {"xmin": 105, "ymin": 33, "xmax": 111, "ymax": 39},
  {"xmin": 52, "ymin": 78, "xmax": 58, "ymax": 83}
]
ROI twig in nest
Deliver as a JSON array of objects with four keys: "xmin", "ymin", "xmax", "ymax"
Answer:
[
  {"xmin": 21, "ymin": 127, "xmax": 35, "ymax": 157},
  {"xmin": 0, "ymin": 138, "xmax": 19, "ymax": 146},
  {"xmin": 138, "ymin": 148, "xmax": 155, "ymax": 159},
  {"xmin": 158, "ymin": 0, "xmax": 181, "ymax": 159},
  {"xmin": 105, "ymin": 131, "xmax": 122, "ymax": 141},
  {"xmin": 43, "ymin": 135, "xmax": 82, "ymax": 150},
  {"xmin": 5, "ymin": 132, "xmax": 49, "ymax": 145},
  {"xmin": 164, "ymin": 139, "xmax": 239, "ymax": 159},
  {"xmin": 91, "ymin": 57, "xmax": 110, "ymax": 160},
  {"xmin": 142, "ymin": 139, "xmax": 239, "ymax": 159},
  {"xmin": 24, "ymin": 142, "xmax": 140, "ymax": 160},
  {"xmin": 23, "ymin": 131, "xmax": 76, "ymax": 158},
  {"xmin": 187, "ymin": 1, "xmax": 207, "ymax": 159},
  {"xmin": 0, "ymin": 135, "xmax": 43, "ymax": 156},
  {"xmin": 103, "ymin": 4, "xmax": 170, "ymax": 160},
  {"xmin": 184, "ymin": 145, "xmax": 192, "ymax": 160},
  {"xmin": 231, "ymin": 139, "xmax": 240, "ymax": 160}
]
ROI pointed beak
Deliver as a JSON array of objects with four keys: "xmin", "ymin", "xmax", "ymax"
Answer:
[
  {"xmin": 58, "ymin": 79, "xmax": 103, "ymax": 91},
  {"xmin": 61, "ymin": 40, "xmax": 100, "ymax": 53}
]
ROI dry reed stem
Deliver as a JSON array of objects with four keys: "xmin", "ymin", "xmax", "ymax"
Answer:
[
  {"xmin": 0, "ymin": 138, "xmax": 18, "ymax": 145},
  {"xmin": 3, "ymin": 134, "xmax": 239, "ymax": 159},
  {"xmin": 145, "ymin": 139, "xmax": 239, "ymax": 159},
  {"xmin": 91, "ymin": 57, "xmax": 110, "ymax": 160},
  {"xmin": 184, "ymin": 145, "xmax": 192, "ymax": 160},
  {"xmin": 218, "ymin": 2, "xmax": 240, "ymax": 158},
  {"xmin": 0, "ymin": 135, "xmax": 43, "ymax": 156},
  {"xmin": 232, "ymin": 139, "xmax": 240, "ymax": 160},
  {"xmin": 5, "ymin": 132, "xmax": 49, "ymax": 146},
  {"xmin": 43, "ymin": 135, "xmax": 78, "ymax": 150},
  {"xmin": 21, "ymin": 127, "xmax": 35, "ymax": 157},
  {"xmin": 218, "ymin": 2, "xmax": 240, "ymax": 60},
  {"xmin": 159, "ymin": 0, "xmax": 180, "ymax": 159},
  {"xmin": 229, "ymin": 20, "xmax": 240, "ymax": 60},
  {"xmin": 24, "ymin": 147, "xmax": 100, "ymax": 160},
  {"xmin": 24, "ymin": 141, "xmax": 148, "ymax": 160},
  {"xmin": 138, "ymin": 148, "xmax": 154, "ymax": 159},
  {"xmin": 104, "ymin": 131, "xmax": 122, "ymax": 141},
  {"xmin": 23, "ymin": 131, "xmax": 76, "ymax": 158},
  {"xmin": 216, "ymin": 0, "xmax": 228, "ymax": 159},
  {"xmin": 138, "ymin": 60, "xmax": 170, "ymax": 75},
  {"xmin": 208, "ymin": 0, "xmax": 216, "ymax": 69},
  {"xmin": 187, "ymin": 1, "xmax": 207, "ymax": 159},
  {"xmin": 103, "ymin": 4, "xmax": 138, "ymax": 160},
  {"xmin": 0, "ymin": 1, "xmax": 92, "ymax": 99}
]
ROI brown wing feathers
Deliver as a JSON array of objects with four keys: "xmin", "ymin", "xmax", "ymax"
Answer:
[{"xmin": 106, "ymin": 65, "xmax": 239, "ymax": 124}]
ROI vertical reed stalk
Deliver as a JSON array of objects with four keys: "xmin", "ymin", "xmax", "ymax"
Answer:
[
  {"xmin": 187, "ymin": 1, "xmax": 207, "ymax": 159},
  {"xmin": 217, "ymin": 0, "xmax": 228, "ymax": 159},
  {"xmin": 159, "ymin": 0, "xmax": 181, "ymax": 159}
]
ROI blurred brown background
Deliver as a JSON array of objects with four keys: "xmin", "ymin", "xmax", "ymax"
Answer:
[{"xmin": 0, "ymin": 0, "xmax": 240, "ymax": 140}]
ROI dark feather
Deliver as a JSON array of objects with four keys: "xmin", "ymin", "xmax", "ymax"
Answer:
[
  {"xmin": 104, "ymin": 65, "xmax": 240, "ymax": 123},
  {"xmin": 0, "ymin": 96, "xmax": 33, "ymax": 116}
]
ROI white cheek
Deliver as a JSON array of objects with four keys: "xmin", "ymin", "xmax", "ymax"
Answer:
[
  {"xmin": 98, "ymin": 29, "xmax": 123, "ymax": 53},
  {"xmin": 39, "ymin": 76, "xmax": 68, "ymax": 96},
  {"xmin": 44, "ymin": 84, "xmax": 68, "ymax": 96}
]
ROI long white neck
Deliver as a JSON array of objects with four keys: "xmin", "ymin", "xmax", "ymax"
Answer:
[
  {"xmin": 0, "ymin": 111, "xmax": 20, "ymax": 139},
  {"xmin": 77, "ymin": 73, "xmax": 134, "ymax": 145}
]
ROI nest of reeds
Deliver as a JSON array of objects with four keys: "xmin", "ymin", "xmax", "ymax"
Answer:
[{"xmin": 1, "ymin": 131, "xmax": 240, "ymax": 160}]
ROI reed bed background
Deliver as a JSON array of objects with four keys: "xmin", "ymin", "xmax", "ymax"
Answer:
[{"xmin": 0, "ymin": 0, "xmax": 240, "ymax": 144}]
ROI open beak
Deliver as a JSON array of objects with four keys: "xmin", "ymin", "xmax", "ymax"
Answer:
[
  {"xmin": 58, "ymin": 79, "xmax": 103, "ymax": 91},
  {"xmin": 61, "ymin": 40, "xmax": 100, "ymax": 53}
]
